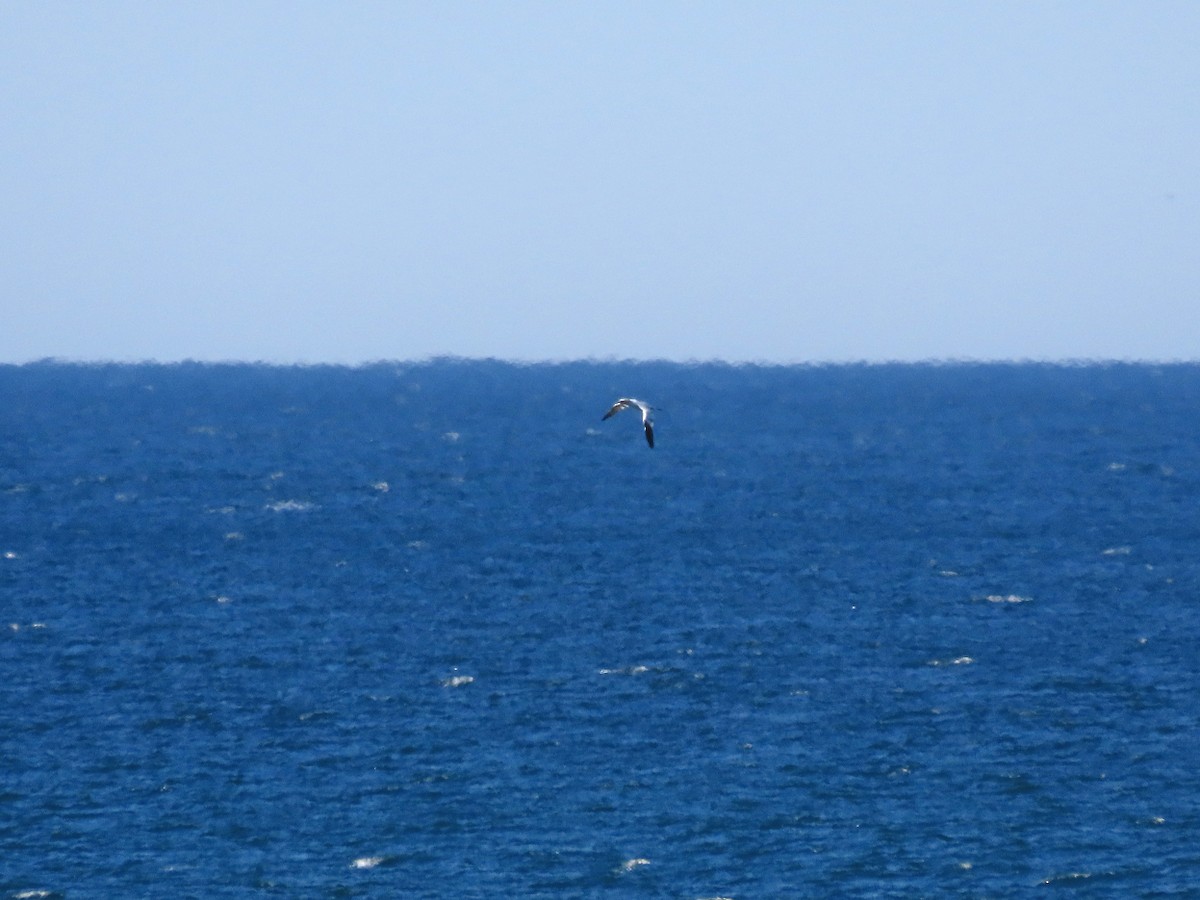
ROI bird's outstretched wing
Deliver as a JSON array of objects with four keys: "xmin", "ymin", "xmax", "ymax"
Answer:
[{"xmin": 602, "ymin": 398, "xmax": 634, "ymax": 421}]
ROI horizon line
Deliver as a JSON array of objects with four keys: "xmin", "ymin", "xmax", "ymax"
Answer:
[{"xmin": 4, "ymin": 354, "xmax": 1199, "ymax": 368}]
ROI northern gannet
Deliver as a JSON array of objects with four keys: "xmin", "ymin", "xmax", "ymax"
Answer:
[{"xmin": 602, "ymin": 398, "xmax": 655, "ymax": 448}]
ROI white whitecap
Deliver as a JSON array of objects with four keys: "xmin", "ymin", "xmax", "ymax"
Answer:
[
  {"xmin": 984, "ymin": 594, "xmax": 1031, "ymax": 604},
  {"xmin": 1043, "ymin": 872, "xmax": 1093, "ymax": 885},
  {"xmin": 264, "ymin": 500, "xmax": 316, "ymax": 512},
  {"xmin": 350, "ymin": 855, "xmax": 385, "ymax": 869}
]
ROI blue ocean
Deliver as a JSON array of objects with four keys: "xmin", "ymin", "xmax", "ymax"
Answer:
[{"xmin": 3, "ymin": 360, "xmax": 1199, "ymax": 897}]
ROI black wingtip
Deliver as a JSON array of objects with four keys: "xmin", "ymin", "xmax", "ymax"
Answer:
[{"xmin": 644, "ymin": 422, "xmax": 654, "ymax": 448}]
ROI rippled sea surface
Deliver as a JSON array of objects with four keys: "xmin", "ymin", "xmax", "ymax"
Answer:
[{"xmin": 3, "ymin": 360, "xmax": 1200, "ymax": 898}]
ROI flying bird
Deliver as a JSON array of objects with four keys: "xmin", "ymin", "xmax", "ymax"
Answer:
[{"xmin": 602, "ymin": 398, "xmax": 655, "ymax": 448}]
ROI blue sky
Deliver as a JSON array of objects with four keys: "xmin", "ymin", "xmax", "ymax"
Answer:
[{"xmin": 3, "ymin": 2, "xmax": 1197, "ymax": 363}]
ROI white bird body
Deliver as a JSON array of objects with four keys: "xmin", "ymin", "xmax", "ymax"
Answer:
[{"xmin": 602, "ymin": 397, "xmax": 655, "ymax": 448}]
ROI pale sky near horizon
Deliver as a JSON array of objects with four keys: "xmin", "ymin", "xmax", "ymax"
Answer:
[{"xmin": 2, "ymin": 2, "xmax": 1197, "ymax": 364}]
